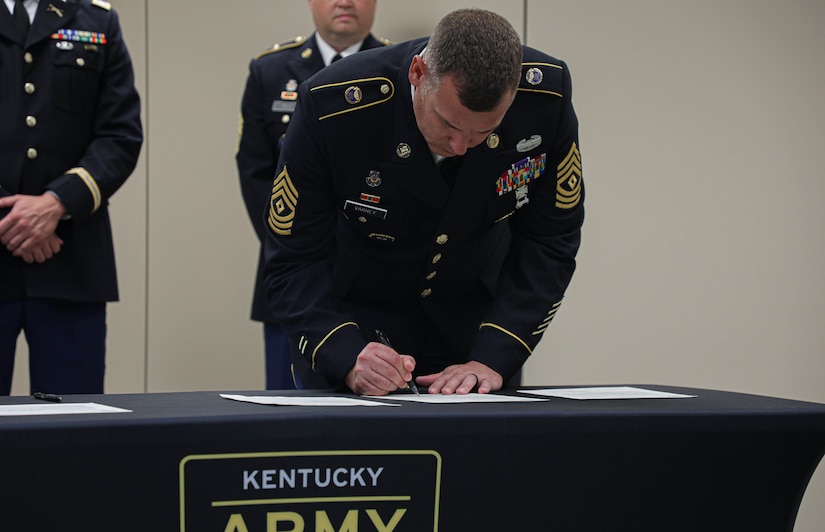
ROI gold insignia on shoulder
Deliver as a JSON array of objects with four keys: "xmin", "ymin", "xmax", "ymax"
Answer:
[
  {"xmin": 345, "ymin": 86, "xmax": 362, "ymax": 104},
  {"xmin": 312, "ymin": 77, "xmax": 395, "ymax": 121},
  {"xmin": 486, "ymin": 133, "xmax": 500, "ymax": 149},
  {"xmin": 258, "ymin": 37, "xmax": 306, "ymax": 59},
  {"xmin": 556, "ymin": 142, "xmax": 582, "ymax": 209},
  {"xmin": 379, "ymin": 37, "xmax": 393, "ymax": 46},
  {"xmin": 91, "ymin": 0, "xmax": 111, "ymax": 11},
  {"xmin": 526, "ymin": 67, "xmax": 543, "ymax": 85},
  {"xmin": 268, "ymin": 166, "xmax": 299, "ymax": 235},
  {"xmin": 519, "ymin": 62, "xmax": 564, "ymax": 97},
  {"xmin": 396, "ymin": 143, "xmax": 411, "ymax": 159},
  {"xmin": 302, "ymin": 48, "xmax": 312, "ymax": 59}
]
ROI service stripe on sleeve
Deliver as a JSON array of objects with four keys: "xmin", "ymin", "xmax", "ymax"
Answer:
[{"xmin": 67, "ymin": 167, "xmax": 102, "ymax": 212}]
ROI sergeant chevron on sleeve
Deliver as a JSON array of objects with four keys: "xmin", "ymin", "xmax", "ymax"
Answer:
[{"xmin": 263, "ymin": 8, "xmax": 584, "ymax": 397}]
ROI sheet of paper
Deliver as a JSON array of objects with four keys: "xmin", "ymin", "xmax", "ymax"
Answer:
[
  {"xmin": 220, "ymin": 394, "xmax": 398, "ymax": 407},
  {"xmin": 0, "ymin": 403, "xmax": 132, "ymax": 417},
  {"xmin": 369, "ymin": 393, "xmax": 548, "ymax": 404},
  {"xmin": 518, "ymin": 386, "xmax": 696, "ymax": 400}
]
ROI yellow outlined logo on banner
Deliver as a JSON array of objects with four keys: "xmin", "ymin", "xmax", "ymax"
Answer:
[{"xmin": 180, "ymin": 449, "xmax": 442, "ymax": 531}]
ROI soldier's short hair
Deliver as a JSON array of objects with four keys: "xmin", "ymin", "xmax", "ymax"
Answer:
[{"xmin": 423, "ymin": 9, "xmax": 523, "ymax": 112}]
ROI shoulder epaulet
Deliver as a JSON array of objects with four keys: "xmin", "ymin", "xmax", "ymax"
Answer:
[
  {"xmin": 254, "ymin": 36, "xmax": 307, "ymax": 60},
  {"xmin": 91, "ymin": 0, "xmax": 111, "ymax": 11},
  {"xmin": 310, "ymin": 77, "xmax": 395, "ymax": 121},
  {"xmin": 518, "ymin": 62, "xmax": 564, "ymax": 97},
  {"xmin": 379, "ymin": 37, "xmax": 393, "ymax": 46}
]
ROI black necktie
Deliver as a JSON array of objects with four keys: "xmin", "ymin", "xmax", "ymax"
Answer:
[
  {"xmin": 438, "ymin": 156, "xmax": 461, "ymax": 190},
  {"xmin": 331, "ymin": 54, "xmax": 342, "ymax": 64},
  {"xmin": 14, "ymin": 0, "xmax": 30, "ymax": 40}
]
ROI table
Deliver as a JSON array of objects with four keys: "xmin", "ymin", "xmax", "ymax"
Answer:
[{"xmin": 1, "ymin": 385, "xmax": 823, "ymax": 531}]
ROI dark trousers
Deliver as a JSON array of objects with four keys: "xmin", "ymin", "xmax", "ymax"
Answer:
[
  {"xmin": 0, "ymin": 299, "xmax": 106, "ymax": 395},
  {"xmin": 264, "ymin": 321, "xmax": 296, "ymax": 390}
]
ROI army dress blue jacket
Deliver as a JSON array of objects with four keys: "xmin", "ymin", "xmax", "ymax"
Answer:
[
  {"xmin": 263, "ymin": 38, "xmax": 584, "ymax": 389},
  {"xmin": 237, "ymin": 32, "xmax": 388, "ymax": 322},
  {"xmin": 0, "ymin": 0, "xmax": 142, "ymax": 302}
]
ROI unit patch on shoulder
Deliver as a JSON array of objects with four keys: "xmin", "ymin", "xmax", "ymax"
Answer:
[
  {"xmin": 556, "ymin": 142, "xmax": 582, "ymax": 209},
  {"xmin": 268, "ymin": 166, "xmax": 299, "ymax": 236},
  {"xmin": 311, "ymin": 77, "xmax": 395, "ymax": 121}
]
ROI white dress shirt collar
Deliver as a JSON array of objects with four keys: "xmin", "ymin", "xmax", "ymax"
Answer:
[
  {"xmin": 4, "ymin": 0, "xmax": 37, "ymax": 22},
  {"xmin": 314, "ymin": 32, "xmax": 364, "ymax": 67}
]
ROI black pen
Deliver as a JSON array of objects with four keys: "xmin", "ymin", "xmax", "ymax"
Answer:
[
  {"xmin": 375, "ymin": 329, "xmax": 420, "ymax": 395},
  {"xmin": 33, "ymin": 392, "xmax": 62, "ymax": 403}
]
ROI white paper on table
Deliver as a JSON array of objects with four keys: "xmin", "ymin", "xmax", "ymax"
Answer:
[
  {"xmin": 0, "ymin": 403, "xmax": 132, "ymax": 416},
  {"xmin": 518, "ymin": 386, "xmax": 697, "ymax": 400},
  {"xmin": 220, "ymin": 394, "xmax": 398, "ymax": 407},
  {"xmin": 368, "ymin": 393, "xmax": 548, "ymax": 404}
]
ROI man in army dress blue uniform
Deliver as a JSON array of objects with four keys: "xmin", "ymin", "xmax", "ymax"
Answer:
[
  {"xmin": 263, "ymin": 9, "xmax": 584, "ymax": 396},
  {"xmin": 0, "ymin": 0, "xmax": 142, "ymax": 394},
  {"xmin": 237, "ymin": 0, "xmax": 386, "ymax": 389}
]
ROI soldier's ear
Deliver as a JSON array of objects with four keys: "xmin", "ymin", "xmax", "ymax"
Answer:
[{"xmin": 408, "ymin": 55, "xmax": 428, "ymax": 88}]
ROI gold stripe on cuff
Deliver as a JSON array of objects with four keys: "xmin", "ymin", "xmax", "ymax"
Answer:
[
  {"xmin": 311, "ymin": 322, "xmax": 359, "ymax": 370},
  {"xmin": 67, "ymin": 167, "xmax": 102, "ymax": 212},
  {"xmin": 479, "ymin": 323, "xmax": 532, "ymax": 355}
]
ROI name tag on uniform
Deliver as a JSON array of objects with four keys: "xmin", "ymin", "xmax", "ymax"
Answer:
[
  {"xmin": 344, "ymin": 200, "xmax": 387, "ymax": 220},
  {"xmin": 272, "ymin": 100, "xmax": 297, "ymax": 113}
]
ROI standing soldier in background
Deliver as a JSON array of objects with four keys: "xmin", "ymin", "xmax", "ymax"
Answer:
[
  {"xmin": 236, "ymin": 0, "xmax": 386, "ymax": 389},
  {"xmin": 0, "ymin": 0, "xmax": 143, "ymax": 395}
]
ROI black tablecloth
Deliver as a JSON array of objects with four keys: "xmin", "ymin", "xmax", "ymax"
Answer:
[{"xmin": 1, "ymin": 385, "xmax": 823, "ymax": 531}]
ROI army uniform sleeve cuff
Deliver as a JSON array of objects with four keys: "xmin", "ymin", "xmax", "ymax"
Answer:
[
  {"xmin": 304, "ymin": 322, "xmax": 366, "ymax": 384},
  {"xmin": 470, "ymin": 322, "xmax": 533, "ymax": 382},
  {"xmin": 48, "ymin": 167, "xmax": 102, "ymax": 218}
]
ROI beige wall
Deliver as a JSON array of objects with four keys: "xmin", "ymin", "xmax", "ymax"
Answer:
[
  {"xmin": 10, "ymin": 1, "xmax": 823, "ymax": 529},
  {"xmin": 521, "ymin": 2, "xmax": 825, "ymax": 530},
  {"xmin": 142, "ymin": 0, "xmax": 521, "ymax": 391}
]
